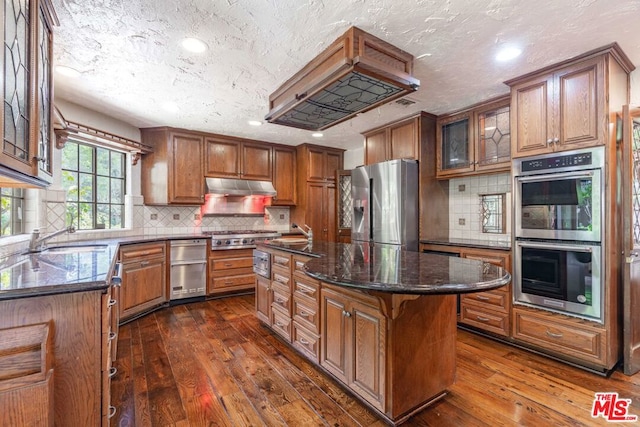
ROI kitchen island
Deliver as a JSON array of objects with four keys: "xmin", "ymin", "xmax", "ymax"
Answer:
[{"xmin": 257, "ymin": 240, "xmax": 510, "ymax": 425}]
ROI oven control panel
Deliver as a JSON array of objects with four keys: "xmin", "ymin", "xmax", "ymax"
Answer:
[{"xmin": 521, "ymin": 152, "xmax": 592, "ymax": 172}]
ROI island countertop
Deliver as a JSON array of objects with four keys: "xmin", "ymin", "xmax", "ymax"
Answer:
[{"xmin": 261, "ymin": 240, "xmax": 511, "ymax": 295}]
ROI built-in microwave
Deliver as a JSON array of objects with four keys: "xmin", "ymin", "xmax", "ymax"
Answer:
[
  {"xmin": 514, "ymin": 147, "xmax": 604, "ymax": 242},
  {"xmin": 514, "ymin": 240, "xmax": 602, "ymax": 322}
]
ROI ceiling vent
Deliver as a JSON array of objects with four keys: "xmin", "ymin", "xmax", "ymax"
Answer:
[
  {"xmin": 265, "ymin": 26, "xmax": 420, "ymax": 131},
  {"xmin": 395, "ymin": 97, "xmax": 417, "ymax": 106}
]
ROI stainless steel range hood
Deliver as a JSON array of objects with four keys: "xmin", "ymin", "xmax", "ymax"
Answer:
[
  {"xmin": 205, "ymin": 177, "xmax": 277, "ymax": 196},
  {"xmin": 266, "ymin": 26, "xmax": 419, "ymax": 131}
]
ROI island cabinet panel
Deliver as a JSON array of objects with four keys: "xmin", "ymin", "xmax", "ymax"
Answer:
[
  {"xmin": 320, "ymin": 287, "xmax": 349, "ymax": 383},
  {"xmin": 0, "ymin": 290, "xmax": 111, "ymax": 426},
  {"xmin": 119, "ymin": 242, "xmax": 167, "ymax": 322},
  {"xmin": 255, "ymin": 276, "xmax": 271, "ymax": 324},
  {"xmin": 140, "ymin": 128, "xmax": 205, "ymax": 205},
  {"xmin": 272, "ymin": 146, "xmax": 297, "ymax": 205},
  {"xmin": 208, "ymin": 248, "xmax": 255, "ymax": 295},
  {"xmin": 507, "ymin": 44, "xmax": 633, "ymax": 158}
]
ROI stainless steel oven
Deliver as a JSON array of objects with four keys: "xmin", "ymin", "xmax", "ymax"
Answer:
[
  {"xmin": 514, "ymin": 240, "xmax": 602, "ymax": 321},
  {"xmin": 514, "ymin": 147, "xmax": 604, "ymax": 242}
]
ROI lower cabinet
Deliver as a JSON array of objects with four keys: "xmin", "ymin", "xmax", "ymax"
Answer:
[
  {"xmin": 321, "ymin": 285, "xmax": 386, "ymax": 411},
  {"xmin": 208, "ymin": 248, "xmax": 255, "ymax": 295},
  {"xmin": 119, "ymin": 242, "xmax": 167, "ymax": 322},
  {"xmin": 512, "ymin": 306, "xmax": 607, "ymax": 369}
]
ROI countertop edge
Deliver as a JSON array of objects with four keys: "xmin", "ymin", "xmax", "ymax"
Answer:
[{"xmin": 420, "ymin": 239, "xmax": 511, "ymax": 251}]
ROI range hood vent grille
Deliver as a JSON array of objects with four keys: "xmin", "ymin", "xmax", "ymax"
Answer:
[
  {"xmin": 205, "ymin": 177, "xmax": 276, "ymax": 197},
  {"xmin": 266, "ymin": 26, "xmax": 420, "ymax": 131}
]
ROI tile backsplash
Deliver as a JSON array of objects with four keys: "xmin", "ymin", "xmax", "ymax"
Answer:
[{"xmin": 449, "ymin": 172, "xmax": 512, "ymax": 243}]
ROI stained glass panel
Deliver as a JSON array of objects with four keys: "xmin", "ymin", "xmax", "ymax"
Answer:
[{"xmin": 632, "ymin": 120, "xmax": 640, "ymax": 244}]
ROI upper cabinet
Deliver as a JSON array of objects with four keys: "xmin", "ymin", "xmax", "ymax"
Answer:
[
  {"xmin": 363, "ymin": 116, "xmax": 420, "ymax": 165},
  {"xmin": 205, "ymin": 136, "xmax": 272, "ymax": 180},
  {"xmin": 0, "ymin": 0, "xmax": 57, "ymax": 187},
  {"xmin": 141, "ymin": 128, "xmax": 205, "ymax": 205},
  {"xmin": 436, "ymin": 96, "xmax": 511, "ymax": 178},
  {"xmin": 506, "ymin": 44, "xmax": 634, "ymax": 158},
  {"xmin": 305, "ymin": 145, "xmax": 341, "ymax": 182},
  {"xmin": 272, "ymin": 146, "xmax": 297, "ymax": 205}
]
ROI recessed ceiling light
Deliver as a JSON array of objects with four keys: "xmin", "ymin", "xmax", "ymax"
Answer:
[
  {"xmin": 248, "ymin": 120, "xmax": 263, "ymax": 126},
  {"xmin": 56, "ymin": 65, "xmax": 81, "ymax": 78},
  {"xmin": 162, "ymin": 102, "xmax": 179, "ymax": 113},
  {"xmin": 181, "ymin": 37, "xmax": 208, "ymax": 53},
  {"xmin": 311, "ymin": 132, "xmax": 323, "ymax": 138},
  {"xmin": 496, "ymin": 46, "xmax": 522, "ymax": 62}
]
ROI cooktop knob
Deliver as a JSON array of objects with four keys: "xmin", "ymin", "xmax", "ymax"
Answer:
[
  {"xmin": 225, "ymin": 240, "xmax": 231, "ymax": 245},
  {"xmin": 242, "ymin": 239, "xmax": 248, "ymax": 244},
  {"xmin": 215, "ymin": 240, "xmax": 222, "ymax": 245},
  {"xmin": 250, "ymin": 238, "xmax": 255, "ymax": 244}
]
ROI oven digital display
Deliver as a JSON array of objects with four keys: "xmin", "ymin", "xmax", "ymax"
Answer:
[{"xmin": 521, "ymin": 152, "xmax": 592, "ymax": 172}]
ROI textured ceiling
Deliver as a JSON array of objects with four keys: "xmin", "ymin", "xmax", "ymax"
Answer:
[{"xmin": 52, "ymin": 0, "xmax": 640, "ymax": 151}]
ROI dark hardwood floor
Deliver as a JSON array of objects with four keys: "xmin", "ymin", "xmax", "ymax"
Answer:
[{"xmin": 110, "ymin": 295, "xmax": 640, "ymax": 426}]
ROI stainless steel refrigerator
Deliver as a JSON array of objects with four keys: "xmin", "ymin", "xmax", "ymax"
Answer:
[{"xmin": 351, "ymin": 159, "xmax": 419, "ymax": 251}]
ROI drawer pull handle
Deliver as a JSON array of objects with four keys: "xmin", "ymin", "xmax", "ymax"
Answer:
[
  {"xmin": 300, "ymin": 311, "xmax": 308, "ymax": 317},
  {"xmin": 476, "ymin": 295, "xmax": 490, "ymax": 301},
  {"xmin": 276, "ymin": 298, "xmax": 284, "ymax": 303},
  {"xmin": 140, "ymin": 260, "xmax": 150, "ymax": 267},
  {"xmin": 298, "ymin": 286, "xmax": 311, "ymax": 294},
  {"xmin": 276, "ymin": 276, "xmax": 287, "ymax": 283},
  {"xmin": 224, "ymin": 263, "xmax": 233, "ymax": 267},
  {"xmin": 342, "ymin": 310, "xmax": 352, "ymax": 318},
  {"xmin": 275, "ymin": 321, "xmax": 284, "ymax": 328},
  {"xmin": 224, "ymin": 281, "xmax": 234, "ymax": 285},
  {"xmin": 476, "ymin": 316, "xmax": 490, "ymax": 322},
  {"xmin": 109, "ymin": 366, "xmax": 118, "ymax": 378},
  {"xmin": 109, "ymin": 331, "xmax": 117, "ymax": 342},
  {"xmin": 545, "ymin": 329, "xmax": 563, "ymax": 339},
  {"xmin": 108, "ymin": 299, "xmax": 117, "ymax": 308},
  {"xmin": 108, "ymin": 405, "xmax": 117, "ymax": 419},
  {"xmin": 299, "ymin": 337, "xmax": 310, "ymax": 345}
]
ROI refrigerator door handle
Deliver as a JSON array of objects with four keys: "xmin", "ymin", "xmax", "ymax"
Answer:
[{"xmin": 369, "ymin": 177, "xmax": 374, "ymax": 241}]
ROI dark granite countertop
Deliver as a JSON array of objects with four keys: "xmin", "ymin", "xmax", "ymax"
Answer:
[
  {"xmin": 260, "ymin": 239, "xmax": 322, "ymax": 257},
  {"xmin": 261, "ymin": 241, "xmax": 510, "ymax": 295},
  {"xmin": 0, "ymin": 234, "xmax": 210, "ymax": 301},
  {"xmin": 420, "ymin": 238, "xmax": 511, "ymax": 251}
]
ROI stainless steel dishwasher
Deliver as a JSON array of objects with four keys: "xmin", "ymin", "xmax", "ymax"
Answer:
[{"xmin": 170, "ymin": 239, "xmax": 207, "ymax": 300}]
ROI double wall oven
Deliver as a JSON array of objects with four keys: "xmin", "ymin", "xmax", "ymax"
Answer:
[{"xmin": 513, "ymin": 147, "xmax": 604, "ymax": 322}]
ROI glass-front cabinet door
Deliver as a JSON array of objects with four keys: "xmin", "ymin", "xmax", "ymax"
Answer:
[
  {"xmin": 475, "ymin": 100, "xmax": 511, "ymax": 172},
  {"xmin": 436, "ymin": 112, "xmax": 474, "ymax": 176}
]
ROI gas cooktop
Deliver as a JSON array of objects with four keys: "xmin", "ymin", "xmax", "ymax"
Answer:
[{"xmin": 202, "ymin": 230, "xmax": 281, "ymax": 250}]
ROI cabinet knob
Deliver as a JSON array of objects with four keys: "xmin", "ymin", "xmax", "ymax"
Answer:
[
  {"xmin": 553, "ymin": 137, "xmax": 559, "ymax": 144},
  {"xmin": 546, "ymin": 138, "xmax": 553, "ymax": 145},
  {"xmin": 342, "ymin": 310, "xmax": 352, "ymax": 318}
]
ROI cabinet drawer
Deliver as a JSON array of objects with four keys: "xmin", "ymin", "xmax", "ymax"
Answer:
[
  {"xmin": 271, "ymin": 307, "xmax": 292, "ymax": 342},
  {"xmin": 119, "ymin": 243, "xmax": 165, "ymax": 262},
  {"xmin": 513, "ymin": 310, "xmax": 602, "ymax": 360},
  {"xmin": 292, "ymin": 323, "xmax": 320, "ymax": 363},
  {"xmin": 212, "ymin": 257, "xmax": 253, "ymax": 270},
  {"xmin": 271, "ymin": 282, "xmax": 291, "ymax": 313},
  {"xmin": 273, "ymin": 253, "xmax": 292, "ymax": 269},
  {"xmin": 272, "ymin": 270, "xmax": 291, "ymax": 289},
  {"xmin": 212, "ymin": 273, "xmax": 255, "ymax": 289},
  {"xmin": 459, "ymin": 304, "xmax": 509, "ymax": 337},
  {"xmin": 460, "ymin": 291, "xmax": 508, "ymax": 310},
  {"xmin": 293, "ymin": 296, "xmax": 319, "ymax": 333},
  {"xmin": 293, "ymin": 276, "xmax": 320, "ymax": 302},
  {"xmin": 292, "ymin": 254, "xmax": 313, "ymax": 275}
]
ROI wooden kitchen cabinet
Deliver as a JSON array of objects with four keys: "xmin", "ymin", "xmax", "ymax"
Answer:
[
  {"xmin": 208, "ymin": 248, "xmax": 255, "ymax": 295},
  {"xmin": 293, "ymin": 144, "xmax": 343, "ymax": 242},
  {"xmin": 119, "ymin": 242, "xmax": 167, "ymax": 322},
  {"xmin": 255, "ymin": 275, "xmax": 272, "ymax": 324},
  {"xmin": 272, "ymin": 145, "xmax": 297, "ymax": 205},
  {"xmin": 204, "ymin": 136, "xmax": 272, "ymax": 180},
  {"xmin": 506, "ymin": 43, "xmax": 634, "ymax": 158},
  {"xmin": 291, "ymin": 254, "xmax": 321, "ymax": 361},
  {"xmin": 141, "ymin": 128, "xmax": 205, "ymax": 205},
  {"xmin": 320, "ymin": 285, "xmax": 386, "ymax": 411},
  {"xmin": 363, "ymin": 115, "xmax": 420, "ymax": 164},
  {"xmin": 0, "ymin": 287, "xmax": 116, "ymax": 426},
  {"xmin": 436, "ymin": 96, "xmax": 511, "ymax": 178},
  {"xmin": 0, "ymin": 0, "xmax": 57, "ymax": 187}
]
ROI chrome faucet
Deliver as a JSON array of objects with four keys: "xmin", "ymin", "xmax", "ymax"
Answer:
[
  {"xmin": 292, "ymin": 223, "xmax": 313, "ymax": 242},
  {"xmin": 28, "ymin": 226, "xmax": 76, "ymax": 252}
]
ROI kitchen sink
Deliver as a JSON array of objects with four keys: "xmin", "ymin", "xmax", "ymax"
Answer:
[
  {"xmin": 270, "ymin": 237, "xmax": 310, "ymax": 244},
  {"xmin": 32, "ymin": 244, "xmax": 109, "ymax": 254}
]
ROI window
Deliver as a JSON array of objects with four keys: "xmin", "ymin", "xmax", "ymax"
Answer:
[
  {"xmin": 0, "ymin": 188, "xmax": 24, "ymax": 236},
  {"xmin": 62, "ymin": 141, "xmax": 126, "ymax": 230}
]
